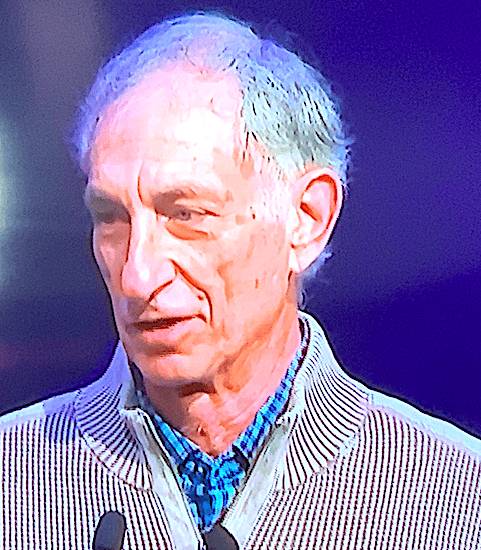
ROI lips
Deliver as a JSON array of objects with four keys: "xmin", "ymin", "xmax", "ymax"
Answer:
[
  {"xmin": 132, "ymin": 316, "xmax": 194, "ymax": 331},
  {"xmin": 126, "ymin": 315, "xmax": 203, "ymax": 347}
]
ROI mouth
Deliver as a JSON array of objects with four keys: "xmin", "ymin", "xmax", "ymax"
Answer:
[
  {"xmin": 132, "ymin": 316, "xmax": 195, "ymax": 331},
  {"xmin": 127, "ymin": 315, "xmax": 202, "ymax": 347}
]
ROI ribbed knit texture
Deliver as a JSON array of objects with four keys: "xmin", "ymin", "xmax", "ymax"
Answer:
[{"xmin": 1, "ymin": 312, "xmax": 480, "ymax": 549}]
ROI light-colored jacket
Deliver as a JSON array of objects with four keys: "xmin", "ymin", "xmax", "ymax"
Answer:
[{"xmin": 1, "ymin": 312, "xmax": 480, "ymax": 549}]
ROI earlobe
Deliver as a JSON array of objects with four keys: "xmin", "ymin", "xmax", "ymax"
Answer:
[{"xmin": 288, "ymin": 247, "xmax": 303, "ymax": 274}]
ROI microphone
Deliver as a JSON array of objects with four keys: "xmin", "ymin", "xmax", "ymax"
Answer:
[
  {"xmin": 93, "ymin": 511, "xmax": 127, "ymax": 550},
  {"xmin": 92, "ymin": 510, "xmax": 238, "ymax": 550},
  {"xmin": 202, "ymin": 524, "xmax": 239, "ymax": 550}
]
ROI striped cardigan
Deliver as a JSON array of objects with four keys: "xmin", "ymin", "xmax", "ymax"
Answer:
[{"xmin": 1, "ymin": 311, "xmax": 480, "ymax": 549}]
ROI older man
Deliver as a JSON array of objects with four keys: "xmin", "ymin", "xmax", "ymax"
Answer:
[{"xmin": 1, "ymin": 11, "xmax": 480, "ymax": 550}]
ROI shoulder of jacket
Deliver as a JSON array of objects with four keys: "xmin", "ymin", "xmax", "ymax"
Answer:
[
  {"xmin": 362, "ymin": 385, "xmax": 481, "ymax": 458},
  {"xmin": 0, "ymin": 389, "xmax": 79, "ymax": 431}
]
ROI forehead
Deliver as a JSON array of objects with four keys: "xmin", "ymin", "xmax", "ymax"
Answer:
[
  {"xmin": 88, "ymin": 64, "xmax": 266, "ymax": 208},
  {"xmin": 91, "ymin": 64, "xmax": 244, "ymax": 163}
]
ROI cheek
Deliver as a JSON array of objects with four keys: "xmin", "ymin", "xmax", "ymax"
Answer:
[
  {"xmin": 252, "ymin": 237, "xmax": 290, "ymax": 295},
  {"xmin": 217, "ymin": 221, "xmax": 290, "ymax": 300}
]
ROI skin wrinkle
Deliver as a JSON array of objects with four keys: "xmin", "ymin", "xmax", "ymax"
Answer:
[{"xmin": 87, "ymin": 63, "xmax": 342, "ymax": 456}]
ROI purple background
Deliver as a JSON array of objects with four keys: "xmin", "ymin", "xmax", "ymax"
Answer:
[{"xmin": 0, "ymin": 1, "xmax": 480, "ymax": 435}]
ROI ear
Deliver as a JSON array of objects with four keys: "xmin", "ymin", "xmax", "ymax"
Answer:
[{"xmin": 288, "ymin": 168, "xmax": 343, "ymax": 274}]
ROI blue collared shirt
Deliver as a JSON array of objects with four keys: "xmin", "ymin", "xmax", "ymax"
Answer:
[{"xmin": 136, "ymin": 321, "xmax": 307, "ymax": 532}]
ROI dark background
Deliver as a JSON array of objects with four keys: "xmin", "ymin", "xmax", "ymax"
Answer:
[{"xmin": 1, "ymin": 0, "xmax": 480, "ymax": 436}]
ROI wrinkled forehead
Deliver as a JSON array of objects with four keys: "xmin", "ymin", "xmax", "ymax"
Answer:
[{"xmin": 91, "ymin": 63, "xmax": 244, "ymax": 156}]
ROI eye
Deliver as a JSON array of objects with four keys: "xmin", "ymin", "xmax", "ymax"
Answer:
[
  {"xmin": 169, "ymin": 206, "xmax": 208, "ymax": 223},
  {"xmin": 92, "ymin": 208, "xmax": 129, "ymax": 225},
  {"xmin": 174, "ymin": 207, "xmax": 195, "ymax": 221},
  {"xmin": 86, "ymin": 194, "xmax": 130, "ymax": 226},
  {"xmin": 92, "ymin": 211, "xmax": 115, "ymax": 224},
  {"xmin": 164, "ymin": 206, "xmax": 217, "ymax": 239}
]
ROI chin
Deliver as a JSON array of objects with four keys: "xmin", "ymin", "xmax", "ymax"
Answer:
[{"xmin": 132, "ymin": 349, "xmax": 214, "ymax": 388}]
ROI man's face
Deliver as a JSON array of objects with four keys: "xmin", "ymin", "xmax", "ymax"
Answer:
[{"xmin": 86, "ymin": 65, "xmax": 296, "ymax": 388}]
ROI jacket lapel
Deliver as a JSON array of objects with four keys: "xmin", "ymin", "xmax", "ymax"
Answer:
[
  {"xmin": 277, "ymin": 312, "xmax": 369, "ymax": 490},
  {"xmin": 75, "ymin": 343, "xmax": 153, "ymax": 490}
]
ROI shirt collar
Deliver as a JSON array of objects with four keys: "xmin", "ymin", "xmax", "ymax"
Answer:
[{"xmin": 75, "ymin": 311, "xmax": 369, "ymax": 490}]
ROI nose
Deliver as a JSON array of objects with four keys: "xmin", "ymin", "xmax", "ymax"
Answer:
[{"xmin": 120, "ymin": 214, "xmax": 176, "ymax": 302}]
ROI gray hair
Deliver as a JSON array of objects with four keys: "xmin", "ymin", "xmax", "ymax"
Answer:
[{"xmin": 72, "ymin": 11, "xmax": 351, "ymax": 305}]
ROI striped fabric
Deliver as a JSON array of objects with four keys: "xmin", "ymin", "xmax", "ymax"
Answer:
[
  {"xmin": 136, "ymin": 325, "xmax": 307, "ymax": 532},
  {"xmin": 0, "ymin": 311, "xmax": 480, "ymax": 549}
]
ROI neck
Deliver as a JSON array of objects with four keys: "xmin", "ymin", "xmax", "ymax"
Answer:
[{"xmin": 143, "ymin": 304, "xmax": 302, "ymax": 456}]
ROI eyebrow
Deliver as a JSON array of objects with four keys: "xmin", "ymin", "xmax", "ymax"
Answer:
[
  {"xmin": 153, "ymin": 182, "xmax": 228, "ymax": 204},
  {"xmin": 84, "ymin": 181, "xmax": 228, "ymax": 211},
  {"xmin": 83, "ymin": 185, "xmax": 123, "ymax": 211}
]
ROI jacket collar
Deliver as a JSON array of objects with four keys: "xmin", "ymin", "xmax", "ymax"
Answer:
[
  {"xmin": 276, "ymin": 311, "xmax": 369, "ymax": 489},
  {"xmin": 75, "ymin": 311, "xmax": 369, "ymax": 491},
  {"xmin": 74, "ymin": 342, "xmax": 151, "ymax": 489}
]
